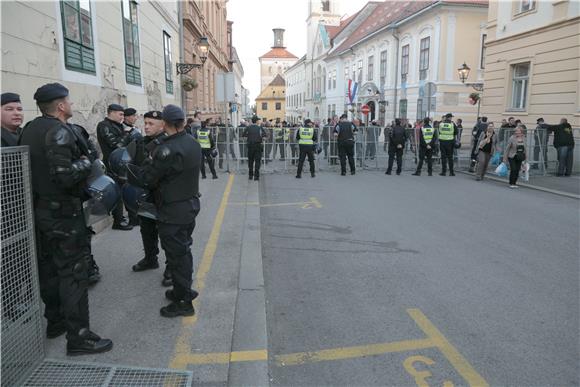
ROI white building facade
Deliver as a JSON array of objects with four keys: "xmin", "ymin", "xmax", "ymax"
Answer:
[{"xmin": 284, "ymin": 56, "xmax": 307, "ymax": 124}]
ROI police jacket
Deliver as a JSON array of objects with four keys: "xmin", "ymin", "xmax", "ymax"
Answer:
[
  {"xmin": 548, "ymin": 123, "xmax": 575, "ymax": 148},
  {"xmin": 97, "ymin": 117, "xmax": 128, "ymax": 162},
  {"xmin": 419, "ymin": 125, "xmax": 437, "ymax": 148},
  {"xmin": 438, "ymin": 121, "xmax": 459, "ymax": 142},
  {"xmin": 19, "ymin": 116, "xmax": 92, "ymax": 201},
  {"xmin": 243, "ymin": 125, "xmax": 266, "ymax": 144},
  {"xmin": 388, "ymin": 125, "xmax": 408, "ymax": 148},
  {"xmin": 334, "ymin": 121, "xmax": 357, "ymax": 142},
  {"xmin": 132, "ymin": 130, "xmax": 201, "ymax": 224},
  {"xmin": 296, "ymin": 127, "xmax": 318, "ymax": 146},
  {"xmin": 131, "ymin": 132, "xmax": 167, "ymax": 166},
  {"xmin": 1, "ymin": 127, "xmax": 20, "ymax": 147},
  {"xmin": 71, "ymin": 124, "xmax": 100, "ymax": 162}
]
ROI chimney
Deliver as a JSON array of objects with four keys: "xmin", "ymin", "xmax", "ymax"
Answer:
[{"xmin": 272, "ymin": 28, "xmax": 285, "ymax": 48}]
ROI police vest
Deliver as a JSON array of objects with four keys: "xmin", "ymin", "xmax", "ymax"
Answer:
[
  {"xmin": 422, "ymin": 126, "xmax": 434, "ymax": 142},
  {"xmin": 439, "ymin": 122, "xmax": 454, "ymax": 141},
  {"xmin": 274, "ymin": 127, "xmax": 284, "ymax": 141},
  {"xmin": 283, "ymin": 128, "xmax": 290, "ymax": 141},
  {"xmin": 298, "ymin": 127, "xmax": 314, "ymax": 145},
  {"xmin": 197, "ymin": 130, "xmax": 211, "ymax": 149}
]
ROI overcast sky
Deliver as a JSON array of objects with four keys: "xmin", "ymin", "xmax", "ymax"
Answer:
[{"xmin": 227, "ymin": 0, "xmax": 369, "ymax": 104}]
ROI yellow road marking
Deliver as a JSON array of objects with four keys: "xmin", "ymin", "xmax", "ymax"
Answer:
[
  {"xmin": 275, "ymin": 338, "xmax": 434, "ymax": 366},
  {"xmin": 407, "ymin": 308, "xmax": 489, "ymax": 387},
  {"xmin": 230, "ymin": 196, "xmax": 322, "ymax": 209},
  {"xmin": 169, "ymin": 174, "xmax": 235, "ymax": 369},
  {"xmin": 177, "ymin": 350, "xmax": 268, "ymax": 365}
]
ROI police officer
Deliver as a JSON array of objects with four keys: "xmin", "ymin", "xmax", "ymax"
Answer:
[
  {"xmin": 1, "ymin": 93, "xmax": 24, "ymax": 147},
  {"xmin": 129, "ymin": 111, "xmax": 167, "ymax": 275},
  {"xmin": 333, "ymin": 114, "xmax": 357, "ymax": 176},
  {"xmin": 216, "ymin": 123, "xmax": 227, "ymax": 169},
  {"xmin": 243, "ymin": 116, "xmax": 266, "ymax": 180},
  {"xmin": 273, "ymin": 123, "xmax": 286, "ymax": 160},
  {"xmin": 123, "ymin": 108, "xmax": 143, "ymax": 142},
  {"xmin": 195, "ymin": 119, "xmax": 218, "ymax": 179},
  {"xmin": 127, "ymin": 105, "xmax": 201, "ymax": 317},
  {"xmin": 412, "ymin": 117, "xmax": 437, "ymax": 176},
  {"xmin": 97, "ymin": 104, "xmax": 133, "ymax": 230},
  {"xmin": 438, "ymin": 113, "xmax": 459, "ymax": 176},
  {"xmin": 386, "ymin": 118, "xmax": 407, "ymax": 175},
  {"xmin": 19, "ymin": 83, "xmax": 112, "ymax": 354},
  {"xmin": 296, "ymin": 119, "xmax": 317, "ymax": 178}
]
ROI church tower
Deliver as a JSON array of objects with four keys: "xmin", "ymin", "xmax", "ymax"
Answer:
[{"xmin": 306, "ymin": 0, "xmax": 341, "ymax": 59}]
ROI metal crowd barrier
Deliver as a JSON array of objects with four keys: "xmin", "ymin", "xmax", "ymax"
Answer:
[
  {"xmin": 207, "ymin": 126, "xmax": 579, "ymax": 176},
  {"xmin": 1, "ymin": 146, "xmax": 44, "ymax": 387}
]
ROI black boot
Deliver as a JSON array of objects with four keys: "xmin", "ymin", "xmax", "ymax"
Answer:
[
  {"xmin": 132, "ymin": 257, "xmax": 159, "ymax": 272},
  {"xmin": 87, "ymin": 259, "xmax": 101, "ymax": 285},
  {"xmin": 160, "ymin": 301, "xmax": 195, "ymax": 318},
  {"xmin": 67, "ymin": 328, "xmax": 113, "ymax": 356},
  {"xmin": 165, "ymin": 289, "xmax": 199, "ymax": 303},
  {"xmin": 412, "ymin": 171, "xmax": 421, "ymax": 176},
  {"xmin": 112, "ymin": 222, "xmax": 133, "ymax": 231}
]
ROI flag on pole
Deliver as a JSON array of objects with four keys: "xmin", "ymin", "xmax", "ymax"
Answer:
[{"xmin": 347, "ymin": 80, "xmax": 358, "ymax": 104}]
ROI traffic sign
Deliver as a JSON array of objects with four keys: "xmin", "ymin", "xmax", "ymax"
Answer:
[{"xmin": 361, "ymin": 104, "xmax": 370, "ymax": 115}]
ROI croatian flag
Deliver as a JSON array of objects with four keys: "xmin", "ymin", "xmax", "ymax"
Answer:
[{"xmin": 347, "ymin": 80, "xmax": 358, "ymax": 104}]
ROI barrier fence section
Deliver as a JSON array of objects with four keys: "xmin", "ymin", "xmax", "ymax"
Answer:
[
  {"xmin": 209, "ymin": 126, "xmax": 579, "ymax": 176},
  {"xmin": 1, "ymin": 146, "xmax": 44, "ymax": 387}
]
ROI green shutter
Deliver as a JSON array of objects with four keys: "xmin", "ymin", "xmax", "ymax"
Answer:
[{"xmin": 61, "ymin": 0, "xmax": 95, "ymax": 74}]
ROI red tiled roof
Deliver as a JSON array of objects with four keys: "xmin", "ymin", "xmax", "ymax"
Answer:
[
  {"xmin": 260, "ymin": 47, "xmax": 298, "ymax": 59},
  {"xmin": 268, "ymin": 74, "xmax": 286, "ymax": 86},
  {"xmin": 325, "ymin": 13, "xmax": 358, "ymax": 40},
  {"xmin": 332, "ymin": 0, "xmax": 488, "ymax": 56}
]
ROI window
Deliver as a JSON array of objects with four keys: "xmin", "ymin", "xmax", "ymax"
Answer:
[
  {"xmin": 480, "ymin": 34, "xmax": 487, "ymax": 69},
  {"xmin": 322, "ymin": 0, "xmax": 330, "ymax": 12},
  {"xmin": 417, "ymin": 98, "xmax": 426, "ymax": 119},
  {"xmin": 332, "ymin": 70, "xmax": 336, "ymax": 89},
  {"xmin": 352, "ymin": 63, "xmax": 356, "ymax": 82},
  {"xmin": 328, "ymin": 105, "xmax": 331, "ymax": 118},
  {"xmin": 122, "ymin": 0, "xmax": 141, "ymax": 85},
  {"xmin": 357, "ymin": 60, "xmax": 363, "ymax": 83},
  {"xmin": 401, "ymin": 44, "xmax": 409, "ymax": 82},
  {"xmin": 510, "ymin": 62, "xmax": 530, "ymax": 110},
  {"xmin": 399, "ymin": 99, "xmax": 408, "ymax": 119},
  {"xmin": 332, "ymin": 104, "xmax": 336, "ymax": 117},
  {"xmin": 328, "ymin": 71, "xmax": 332, "ymax": 90},
  {"xmin": 60, "ymin": 0, "xmax": 96, "ymax": 74},
  {"xmin": 262, "ymin": 102, "xmax": 268, "ymax": 110},
  {"xmin": 367, "ymin": 55, "xmax": 374, "ymax": 81},
  {"xmin": 344, "ymin": 65, "xmax": 349, "ymax": 81},
  {"xmin": 517, "ymin": 0, "xmax": 535, "ymax": 13},
  {"xmin": 276, "ymin": 102, "xmax": 281, "ymax": 110},
  {"xmin": 419, "ymin": 37, "xmax": 430, "ymax": 80},
  {"xmin": 163, "ymin": 32, "xmax": 173, "ymax": 94},
  {"xmin": 380, "ymin": 50, "xmax": 387, "ymax": 86}
]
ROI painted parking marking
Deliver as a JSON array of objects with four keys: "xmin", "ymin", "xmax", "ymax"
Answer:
[
  {"xmin": 403, "ymin": 355, "xmax": 455, "ymax": 387},
  {"xmin": 229, "ymin": 196, "xmax": 322, "ymax": 209}
]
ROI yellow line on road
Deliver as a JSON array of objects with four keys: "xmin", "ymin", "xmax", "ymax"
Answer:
[
  {"xmin": 229, "ymin": 197, "xmax": 322, "ymax": 209},
  {"xmin": 169, "ymin": 174, "xmax": 235, "ymax": 370},
  {"xmin": 178, "ymin": 350, "xmax": 269, "ymax": 365},
  {"xmin": 407, "ymin": 308, "xmax": 489, "ymax": 387},
  {"xmin": 275, "ymin": 338, "xmax": 434, "ymax": 366}
]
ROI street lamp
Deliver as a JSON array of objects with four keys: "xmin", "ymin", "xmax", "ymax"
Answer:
[
  {"xmin": 457, "ymin": 61, "xmax": 484, "ymax": 119},
  {"xmin": 176, "ymin": 36, "xmax": 209, "ymax": 74}
]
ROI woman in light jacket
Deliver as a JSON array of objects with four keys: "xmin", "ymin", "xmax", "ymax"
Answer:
[
  {"xmin": 503, "ymin": 124, "xmax": 527, "ymax": 188},
  {"xmin": 475, "ymin": 122, "xmax": 498, "ymax": 181}
]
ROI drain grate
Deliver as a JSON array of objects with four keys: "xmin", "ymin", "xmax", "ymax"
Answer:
[{"xmin": 22, "ymin": 359, "xmax": 193, "ymax": 387}]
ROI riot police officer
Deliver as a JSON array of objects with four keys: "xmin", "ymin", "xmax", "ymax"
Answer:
[
  {"xmin": 128, "ymin": 111, "xmax": 167, "ymax": 277},
  {"xmin": 19, "ymin": 83, "xmax": 112, "ymax": 355},
  {"xmin": 195, "ymin": 120, "xmax": 218, "ymax": 179},
  {"xmin": 296, "ymin": 119, "xmax": 318, "ymax": 178},
  {"xmin": 412, "ymin": 117, "xmax": 437, "ymax": 176},
  {"xmin": 386, "ymin": 118, "xmax": 407, "ymax": 175},
  {"xmin": 243, "ymin": 116, "xmax": 266, "ymax": 180},
  {"xmin": 333, "ymin": 114, "xmax": 357, "ymax": 175},
  {"xmin": 438, "ymin": 113, "xmax": 459, "ymax": 176},
  {"xmin": 1, "ymin": 92, "xmax": 23, "ymax": 147},
  {"xmin": 127, "ymin": 105, "xmax": 201, "ymax": 317},
  {"xmin": 97, "ymin": 104, "xmax": 133, "ymax": 230}
]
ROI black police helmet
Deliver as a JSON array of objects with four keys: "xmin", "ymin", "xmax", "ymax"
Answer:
[{"xmin": 108, "ymin": 147, "xmax": 132, "ymax": 180}]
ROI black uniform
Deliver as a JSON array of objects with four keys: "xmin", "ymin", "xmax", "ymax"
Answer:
[
  {"xmin": 413, "ymin": 125, "xmax": 437, "ymax": 176},
  {"xmin": 96, "ymin": 118, "xmax": 129, "ymax": 225},
  {"xmin": 334, "ymin": 121, "xmax": 357, "ymax": 175},
  {"xmin": 243, "ymin": 124, "xmax": 266, "ymax": 180},
  {"xmin": 130, "ymin": 131, "xmax": 201, "ymax": 306},
  {"xmin": 19, "ymin": 115, "xmax": 94, "ymax": 342},
  {"xmin": 216, "ymin": 125, "xmax": 227, "ymax": 169},
  {"xmin": 296, "ymin": 127, "xmax": 318, "ymax": 178},
  {"xmin": 386, "ymin": 125, "xmax": 408, "ymax": 175},
  {"xmin": 1, "ymin": 127, "xmax": 20, "ymax": 147}
]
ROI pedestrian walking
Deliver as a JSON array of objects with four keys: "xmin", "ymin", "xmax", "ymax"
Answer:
[
  {"xmin": 474, "ymin": 122, "xmax": 498, "ymax": 181},
  {"xmin": 96, "ymin": 103, "xmax": 133, "ymax": 230},
  {"xmin": 438, "ymin": 113, "xmax": 459, "ymax": 176},
  {"xmin": 243, "ymin": 116, "xmax": 266, "ymax": 180},
  {"xmin": 412, "ymin": 117, "xmax": 437, "ymax": 176},
  {"xmin": 127, "ymin": 105, "xmax": 201, "ymax": 317},
  {"xmin": 1, "ymin": 93, "xmax": 23, "ymax": 147},
  {"xmin": 296, "ymin": 119, "xmax": 317, "ymax": 178},
  {"xmin": 503, "ymin": 125, "xmax": 527, "ymax": 188},
  {"xmin": 548, "ymin": 118, "xmax": 575, "ymax": 176},
  {"xmin": 469, "ymin": 117, "xmax": 488, "ymax": 172},
  {"xmin": 385, "ymin": 118, "xmax": 408, "ymax": 175},
  {"xmin": 19, "ymin": 83, "xmax": 113, "ymax": 354},
  {"xmin": 195, "ymin": 119, "xmax": 218, "ymax": 179},
  {"xmin": 334, "ymin": 113, "xmax": 357, "ymax": 175}
]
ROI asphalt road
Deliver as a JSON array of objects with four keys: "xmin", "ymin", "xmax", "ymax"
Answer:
[{"xmin": 261, "ymin": 171, "xmax": 579, "ymax": 386}]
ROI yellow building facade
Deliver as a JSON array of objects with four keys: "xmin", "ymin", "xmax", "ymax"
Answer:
[{"xmin": 256, "ymin": 74, "xmax": 286, "ymax": 121}]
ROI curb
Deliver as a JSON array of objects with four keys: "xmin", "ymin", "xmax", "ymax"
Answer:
[{"xmin": 458, "ymin": 171, "xmax": 580, "ymax": 200}]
